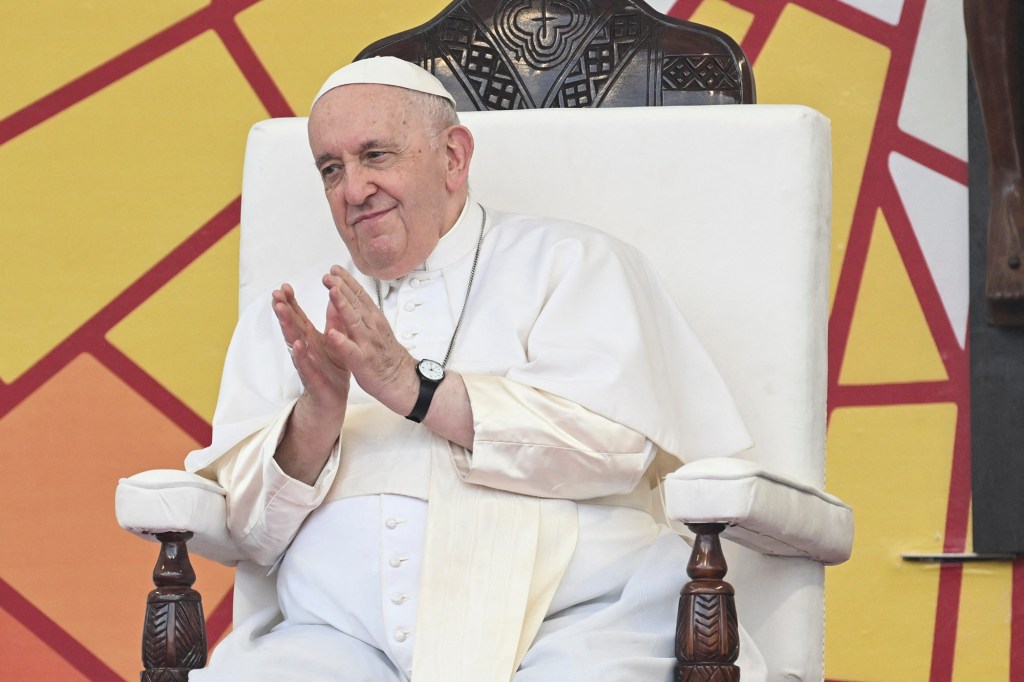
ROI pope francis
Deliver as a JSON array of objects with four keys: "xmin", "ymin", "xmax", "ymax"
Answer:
[{"xmin": 185, "ymin": 57, "xmax": 766, "ymax": 681}]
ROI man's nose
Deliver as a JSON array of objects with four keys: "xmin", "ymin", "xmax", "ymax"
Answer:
[{"xmin": 342, "ymin": 166, "xmax": 376, "ymax": 205}]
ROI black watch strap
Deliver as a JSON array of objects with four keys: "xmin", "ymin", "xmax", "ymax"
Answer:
[
  {"xmin": 406, "ymin": 378, "xmax": 439, "ymax": 423},
  {"xmin": 406, "ymin": 360, "xmax": 444, "ymax": 423}
]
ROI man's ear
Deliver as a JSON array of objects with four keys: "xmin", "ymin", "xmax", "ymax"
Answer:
[{"xmin": 444, "ymin": 125, "xmax": 474, "ymax": 191}]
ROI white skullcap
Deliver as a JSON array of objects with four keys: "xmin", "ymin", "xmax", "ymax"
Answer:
[{"xmin": 311, "ymin": 56, "xmax": 457, "ymax": 111}]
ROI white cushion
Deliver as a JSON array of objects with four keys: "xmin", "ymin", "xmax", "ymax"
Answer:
[
  {"xmin": 115, "ymin": 469, "xmax": 244, "ymax": 566},
  {"xmin": 665, "ymin": 458, "xmax": 853, "ymax": 565}
]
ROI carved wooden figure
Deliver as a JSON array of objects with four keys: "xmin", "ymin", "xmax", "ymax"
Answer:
[{"xmin": 965, "ymin": 0, "xmax": 1024, "ymax": 325}]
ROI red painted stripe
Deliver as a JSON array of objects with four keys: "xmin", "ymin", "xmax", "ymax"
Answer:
[
  {"xmin": 941, "ymin": 382, "xmax": 972, "ymax": 555},
  {"xmin": 214, "ymin": 16, "xmax": 296, "ymax": 118},
  {"xmin": 817, "ymin": 3, "xmax": 975, "ymax": 677},
  {"xmin": 90, "ymin": 343, "xmax": 212, "ymax": 446},
  {"xmin": 826, "ymin": 0, "xmax": 930, "ymax": 412},
  {"xmin": 880, "ymin": 171, "xmax": 966, "ymax": 371},
  {"xmin": 0, "ymin": 198, "xmax": 240, "ymax": 421},
  {"xmin": 0, "ymin": 0, "xmax": 258, "ymax": 146},
  {"xmin": 0, "ymin": 578, "xmax": 122, "ymax": 681},
  {"xmin": 787, "ymin": 0, "xmax": 902, "ymax": 47},
  {"xmin": 830, "ymin": 380, "xmax": 960, "ymax": 408},
  {"xmin": 930, "ymin": 400, "xmax": 972, "ymax": 682},
  {"xmin": 929, "ymin": 563, "xmax": 964, "ymax": 682},
  {"xmin": 86, "ymin": 198, "xmax": 241, "ymax": 335},
  {"xmin": 1012, "ymin": 559, "xmax": 1024, "ymax": 682},
  {"xmin": 205, "ymin": 586, "xmax": 235, "ymax": 647},
  {"xmin": 826, "ymin": 158, "xmax": 885, "ymax": 412},
  {"xmin": 892, "ymin": 129, "xmax": 969, "ymax": 186},
  {"xmin": 737, "ymin": 0, "xmax": 786, "ymax": 64},
  {"xmin": 665, "ymin": 0, "xmax": 703, "ymax": 22}
]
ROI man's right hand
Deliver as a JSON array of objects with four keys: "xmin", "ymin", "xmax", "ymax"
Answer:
[{"xmin": 270, "ymin": 283, "xmax": 350, "ymax": 484}]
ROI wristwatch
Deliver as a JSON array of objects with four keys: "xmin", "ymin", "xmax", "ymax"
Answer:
[{"xmin": 406, "ymin": 358, "xmax": 445, "ymax": 423}]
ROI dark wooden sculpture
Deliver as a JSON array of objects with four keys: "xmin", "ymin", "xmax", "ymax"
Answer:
[
  {"xmin": 138, "ymin": 2, "xmax": 752, "ymax": 679},
  {"xmin": 965, "ymin": 0, "xmax": 1024, "ymax": 325},
  {"xmin": 141, "ymin": 532, "xmax": 207, "ymax": 681},
  {"xmin": 355, "ymin": 0, "xmax": 754, "ymax": 110}
]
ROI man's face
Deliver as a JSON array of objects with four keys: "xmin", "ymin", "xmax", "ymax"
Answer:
[{"xmin": 308, "ymin": 84, "xmax": 457, "ymax": 280}]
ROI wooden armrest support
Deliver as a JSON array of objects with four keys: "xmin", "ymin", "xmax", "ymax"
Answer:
[
  {"xmin": 141, "ymin": 531, "xmax": 208, "ymax": 682},
  {"xmin": 137, "ymin": 526, "xmax": 741, "ymax": 680},
  {"xmin": 676, "ymin": 523, "xmax": 740, "ymax": 682}
]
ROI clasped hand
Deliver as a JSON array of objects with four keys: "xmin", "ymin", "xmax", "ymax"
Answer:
[{"xmin": 272, "ymin": 265, "xmax": 415, "ymax": 419}]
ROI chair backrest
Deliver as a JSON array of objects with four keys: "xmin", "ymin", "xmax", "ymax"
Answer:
[
  {"xmin": 238, "ymin": 105, "xmax": 831, "ymax": 679},
  {"xmin": 355, "ymin": 0, "xmax": 754, "ymax": 109}
]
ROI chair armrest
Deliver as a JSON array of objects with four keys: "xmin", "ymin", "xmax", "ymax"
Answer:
[
  {"xmin": 664, "ymin": 458, "xmax": 854, "ymax": 565},
  {"xmin": 115, "ymin": 469, "xmax": 245, "ymax": 566}
]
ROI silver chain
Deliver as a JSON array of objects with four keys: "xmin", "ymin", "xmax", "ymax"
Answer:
[{"xmin": 375, "ymin": 206, "xmax": 487, "ymax": 369}]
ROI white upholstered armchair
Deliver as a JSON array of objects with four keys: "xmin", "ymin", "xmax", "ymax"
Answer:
[{"xmin": 117, "ymin": 105, "xmax": 853, "ymax": 680}]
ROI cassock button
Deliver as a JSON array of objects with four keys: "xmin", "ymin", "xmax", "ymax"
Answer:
[
  {"xmin": 391, "ymin": 592, "xmax": 408, "ymax": 605},
  {"xmin": 389, "ymin": 556, "xmax": 407, "ymax": 568},
  {"xmin": 404, "ymin": 301, "xmax": 417, "ymax": 312},
  {"xmin": 385, "ymin": 518, "xmax": 400, "ymax": 529},
  {"xmin": 410, "ymin": 278, "xmax": 422, "ymax": 288},
  {"xmin": 394, "ymin": 628, "xmax": 409, "ymax": 643},
  {"xmin": 401, "ymin": 331, "xmax": 416, "ymax": 340}
]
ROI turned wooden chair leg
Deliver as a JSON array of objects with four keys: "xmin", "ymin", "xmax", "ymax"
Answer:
[
  {"xmin": 141, "ymin": 531, "xmax": 208, "ymax": 682},
  {"xmin": 676, "ymin": 523, "xmax": 740, "ymax": 682}
]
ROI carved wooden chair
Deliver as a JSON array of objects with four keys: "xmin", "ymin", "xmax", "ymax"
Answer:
[
  {"xmin": 116, "ymin": 2, "xmax": 852, "ymax": 680},
  {"xmin": 354, "ymin": 0, "xmax": 753, "ymax": 109}
]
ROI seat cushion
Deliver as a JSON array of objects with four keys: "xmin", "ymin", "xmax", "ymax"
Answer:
[{"xmin": 664, "ymin": 458, "xmax": 853, "ymax": 565}]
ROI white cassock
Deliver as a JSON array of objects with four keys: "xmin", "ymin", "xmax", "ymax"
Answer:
[{"xmin": 186, "ymin": 199, "xmax": 766, "ymax": 681}]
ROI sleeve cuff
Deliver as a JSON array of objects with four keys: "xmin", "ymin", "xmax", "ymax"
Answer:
[{"xmin": 260, "ymin": 401, "xmax": 341, "ymax": 508}]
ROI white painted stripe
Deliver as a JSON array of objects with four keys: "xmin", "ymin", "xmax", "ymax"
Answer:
[
  {"xmin": 836, "ymin": 0, "xmax": 905, "ymax": 25},
  {"xmin": 889, "ymin": 151, "xmax": 969, "ymax": 348},
  {"xmin": 898, "ymin": 0, "xmax": 968, "ymax": 160}
]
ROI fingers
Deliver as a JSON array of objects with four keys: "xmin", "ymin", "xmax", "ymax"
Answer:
[
  {"xmin": 328, "ymin": 286, "xmax": 369, "ymax": 334},
  {"xmin": 272, "ymin": 284, "xmax": 314, "ymax": 345},
  {"xmin": 317, "ymin": 267, "xmax": 412, "ymax": 397},
  {"xmin": 271, "ymin": 284, "xmax": 352, "ymax": 406},
  {"xmin": 322, "ymin": 267, "xmax": 378, "ymax": 339}
]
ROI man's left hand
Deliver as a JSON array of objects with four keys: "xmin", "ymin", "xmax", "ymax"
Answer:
[{"xmin": 321, "ymin": 265, "xmax": 418, "ymax": 416}]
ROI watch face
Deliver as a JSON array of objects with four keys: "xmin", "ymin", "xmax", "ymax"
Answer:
[{"xmin": 418, "ymin": 359, "xmax": 444, "ymax": 382}]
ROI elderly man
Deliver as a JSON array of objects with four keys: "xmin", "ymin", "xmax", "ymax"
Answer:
[{"xmin": 187, "ymin": 57, "xmax": 765, "ymax": 681}]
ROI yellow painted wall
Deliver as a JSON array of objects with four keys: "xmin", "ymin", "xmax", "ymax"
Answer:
[{"xmin": 0, "ymin": 2, "xmax": 1006, "ymax": 680}]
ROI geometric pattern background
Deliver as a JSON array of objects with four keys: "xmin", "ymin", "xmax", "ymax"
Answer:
[{"xmin": 0, "ymin": 1, "xmax": 1014, "ymax": 679}]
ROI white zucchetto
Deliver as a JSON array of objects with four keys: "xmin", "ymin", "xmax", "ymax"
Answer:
[{"xmin": 311, "ymin": 56, "xmax": 457, "ymax": 111}]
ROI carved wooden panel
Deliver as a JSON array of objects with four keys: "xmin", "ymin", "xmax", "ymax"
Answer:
[{"xmin": 356, "ymin": 0, "xmax": 754, "ymax": 110}]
